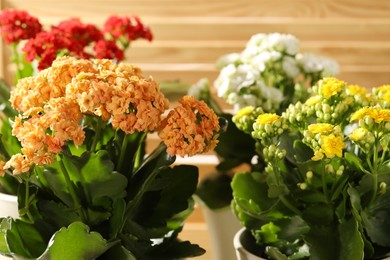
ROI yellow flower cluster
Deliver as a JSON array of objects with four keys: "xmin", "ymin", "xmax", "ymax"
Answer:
[
  {"xmin": 316, "ymin": 77, "xmax": 345, "ymax": 98},
  {"xmin": 304, "ymin": 123, "xmax": 345, "ymax": 161},
  {"xmin": 233, "ymin": 106, "xmax": 265, "ymax": 134},
  {"xmin": 3, "ymin": 57, "xmax": 220, "ymax": 175},
  {"xmin": 351, "ymin": 106, "xmax": 390, "ymax": 124},
  {"xmin": 252, "ymin": 113, "xmax": 287, "ymax": 147},
  {"xmin": 158, "ymin": 96, "xmax": 220, "ymax": 157}
]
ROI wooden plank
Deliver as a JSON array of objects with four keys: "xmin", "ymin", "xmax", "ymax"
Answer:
[
  {"xmin": 127, "ymin": 40, "xmax": 390, "ymax": 66},
  {"xmin": 138, "ymin": 63, "xmax": 390, "ymax": 88},
  {"xmin": 147, "ymin": 19, "xmax": 390, "ymax": 42},
  {"xmin": 3, "ymin": 0, "xmax": 390, "ymax": 18}
]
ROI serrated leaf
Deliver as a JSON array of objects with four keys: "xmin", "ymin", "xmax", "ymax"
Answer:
[
  {"xmin": 339, "ymin": 218, "xmax": 364, "ymax": 260},
  {"xmin": 37, "ymin": 222, "xmax": 115, "ymax": 260},
  {"xmin": 232, "ymin": 172, "xmax": 280, "ymax": 220},
  {"xmin": 362, "ymin": 191, "xmax": 390, "ymax": 246},
  {"xmin": 6, "ymin": 219, "xmax": 47, "ymax": 259}
]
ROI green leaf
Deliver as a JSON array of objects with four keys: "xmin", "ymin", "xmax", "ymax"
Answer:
[
  {"xmin": 214, "ymin": 113, "xmax": 256, "ymax": 170},
  {"xmin": 133, "ymin": 165, "xmax": 198, "ymax": 235},
  {"xmin": 195, "ymin": 171, "xmax": 233, "ymax": 209},
  {"xmin": 147, "ymin": 239, "xmax": 206, "ymax": 259},
  {"xmin": 5, "ymin": 219, "xmax": 47, "ymax": 259},
  {"xmin": 304, "ymin": 225, "xmax": 338, "ymax": 260},
  {"xmin": 0, "ymin": 218, "xmax": 11, "ymax": 256},
  {"xmin": 231, "ymin": 172, "xmax": 281, "ymax": 220},
  {"xmin": 362, "ymin": 190, "xmax": 390, "ymax": 246},
  {"xmin": 339, "ymin": 218, "xmax": 364, "ymax": 260},
  {"xmin": 302, "ymin": 203, "xmax": 334, "ymax": 226},
  {"xmin": 37, "ymin": 222, "xmax": 115, "ymax": 260},
  {"xmin": 344, "ymin": 152, "xmax": 365, "ymax": 173},
  {"xmin": 63, "ymin": 150, "xmax": 127, "ymax": 201},
  {"xmin": 99, "ymin": 244, "xmax": 136, "ymax": 260},
  {"xmin": 0, "ymin": 118, "xmax": 21, "ymax": 157},
  {"xmin": 0, "ymin": 79, "xmax": 17, "ymax": 117},
  {"xmin": 42, "ymin": 150, "xmax": 127, "ymax": 211},
  {"xmin": 292, "ymin": 140, "xmax": 313, "ymax": 163}
]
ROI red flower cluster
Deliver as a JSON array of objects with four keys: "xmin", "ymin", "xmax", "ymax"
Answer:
[
  {"xmin": 0, "ymin": 9, "xmax": 42, "ymax": 44},
  {"xmin": 94, "ymin": 39, "xmax": 124, "ymax": 61},
  {"xmin": 104, "ymin": 16, "xmax": 153, "ymax": 47},
  {"xmin": 0, "ymin": 9, "xmax": 153, "ymax": 71}
]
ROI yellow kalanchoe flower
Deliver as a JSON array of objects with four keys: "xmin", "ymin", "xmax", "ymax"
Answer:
[
  {"xmin": 308, "ymin": 123, "xmax": 334, "ymax": 134},
  {"xmin": 319, "ymin": 77, "xmax": 345, "ymax": 98},
  {"xmin": 351, "ymin": 107, "xmax": 390, "ymax": 123},
  {"xmin": 349, "ymin": 127, "xmax": 369, "ymax": 142},
  {"xmin": 305, "ymin": 95, "xmax": 321, "ymax": 106},
  {"xmin": 347, "ymin": 84, "xmax": 367, "ymax": 96},
  {"xmin": 235, "ymin": 106, "xmax": 255, "ymax": 120},
  {"xmin": 321, "ymin": 134, "xmax": 345, "ymax": 158},
  {"xmin": 256, "ymin": 113, "xmax": 280, "ymax": 125}
]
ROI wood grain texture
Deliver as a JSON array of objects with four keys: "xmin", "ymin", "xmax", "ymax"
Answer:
[
  {"xmin": 1, "ymin": 1, "xmax": 390, "ymax": 227},
  {"xmin": 3, "ymin": 0, "xmax": 390, "ymax": 18}
]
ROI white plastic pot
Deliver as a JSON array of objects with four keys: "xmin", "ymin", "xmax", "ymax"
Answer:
[
  {"xmin": 0, "ymin": 192, "xmax": 18, "ymax": 218},
  {"xmin": 233, "ymin": 228, "xmax": 266, "ymax": 260},
  {"xmin": 199, "ymin": 203, "xmax": 241, "ymax": 260}
]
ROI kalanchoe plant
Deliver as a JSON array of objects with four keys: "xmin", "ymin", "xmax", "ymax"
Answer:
[
  {"xmin": 231, "ymin": 77, "xmax": 390, "ymax": 259},
  {"xmin": 214, "ymin": 33, "xmax": 339, "ymax": 113},
  {"xmin": 0, "ymin": 9, "xmax": 152, "ymax": 83},
  {"xmin": 0, "ymin": 56, "xmax": 221, "ymax": 259},
  {"xmin": 192, "ymin": 33, "xmax": 339, "ymax": 210},
  {"xmin": 187, "ymin": 79, "xmax": 256, "ymax": 209}
]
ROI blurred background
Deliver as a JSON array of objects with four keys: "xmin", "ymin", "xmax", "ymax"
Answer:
[{"xmin": 1, "ymin": 1, "xmax": 389, "ymax": 258}]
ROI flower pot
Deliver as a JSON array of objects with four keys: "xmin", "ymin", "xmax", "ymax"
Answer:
[
  {"xmin": 233, "ymin": 228, "xmax": 266, "ymax": 260},
  {"xmin": 0, "ymin": 192, "xmax": 18, "ymax": 218},
  {"xmin": 199, "ymin": 203, "xmax": 241, "ymax": 260}
]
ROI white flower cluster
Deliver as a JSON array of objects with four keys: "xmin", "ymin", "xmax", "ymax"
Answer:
[{"xmin": 214, "ymin": 33, "xmax": 340, "ymax": 113}]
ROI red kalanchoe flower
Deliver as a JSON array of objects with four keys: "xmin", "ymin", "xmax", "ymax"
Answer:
[
  {"xmin": 94, "ymin": 39, "xmax": 124, "ymax": 61},
  {"xmin": 55, "ymin": 18, "xmax": 103, "ymax": 47},
  {"xmin": 22, "ymin": 30, "xmax": 76, "ymax": 70},
  {"xmin": 0, "ymin": 9, "xmax": 42, "ymax": 44},
  {"xmin": 104, "ymin": 15, "xmax": 153, "ymax": 46}
]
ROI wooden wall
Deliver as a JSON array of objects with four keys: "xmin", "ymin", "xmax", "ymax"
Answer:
[
  {"xmin": 1, "ymin": 0, "xmax": 390, "ymax": 223},
  {"xmin": 1, "ymin": 0, "xmax": 390, "ymax": 88}
]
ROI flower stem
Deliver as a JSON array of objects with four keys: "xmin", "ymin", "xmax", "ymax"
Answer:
[
  {"xmin": 369, "ymin": 137, "xmax": 380, "ymax": 204},
  {"xmin": 11, "ymin": 43, "xmax": 23, "ymax": 83},
  {"xmin": 58, "ymin": 156, "xmax": 86, "ymax": 222},
  {"xmin": 133, "ymin": 132, "xmax": 147, "ymax": 171},
  {"xmin": 90, "ymin": 121, "xmax": 101, "ymax": 152},
  {"xmin": 117, "ymin": 135, "xmax": 129, "ymax": 172},
  {"xmin": 23, "ymin": 176, "xmax": 34, "ymax": 223},
  {"xmin": 279, "ymin": 194, "xmax": 301, "ymax": 216}
]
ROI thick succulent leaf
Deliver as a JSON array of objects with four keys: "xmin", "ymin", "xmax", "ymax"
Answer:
[
  {"xmin": 132, "ymin": 165, "xmax": 198, "ymax": 236},
  {"xmin": 4, "ymin": 219, "xmax": 47, "ymax": 259},
  {"xmin": 196, "ymin": 172, "xmax": 233, "ymax": 210},
  {"xmin": 231, "ymin": 172, "xmax": 281, "ymax": 220},
  {"xmin": 339, "ymin": 218, "xmax": 364, "ymax": 260},
  {"xmin": 362, "ymin": 190, "xmax": 390, "ymax": 246},
  {"xmin": 37, "ymin": 222, "xmax": 115, "ymax": 260},
  {"xmin": 42, "ymin": 150, "xmax": 127, "ymax": 210}
]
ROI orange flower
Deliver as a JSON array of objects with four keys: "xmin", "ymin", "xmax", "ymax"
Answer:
[
  {"xmin": 0, "ymin": 161, "xmax": 5, "ymax": 176},
  {"xmin": 4, "ymin": 154, "xmax": 31, "ymax": 175},
  {"xmin": 159, "ymin": 96, "xmax": 220, "ymax": 157}
]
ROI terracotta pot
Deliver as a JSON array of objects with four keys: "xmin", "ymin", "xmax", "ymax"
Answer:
[{"xmin": 233, "ymin": 228, "xmax": 266, "ymax": 260}]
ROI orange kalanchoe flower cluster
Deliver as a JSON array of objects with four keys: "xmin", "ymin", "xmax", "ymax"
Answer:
[
  {"xmin": 159, "ymin": 96, "xmax": 220, "ymax": 157},
  {"xmin": 3, "ymin": 56, "xmax": 220, "ymax": 175},
  {"xmin": 5, "ymin": 56, "xmax": 170, "ymax": 174}
]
